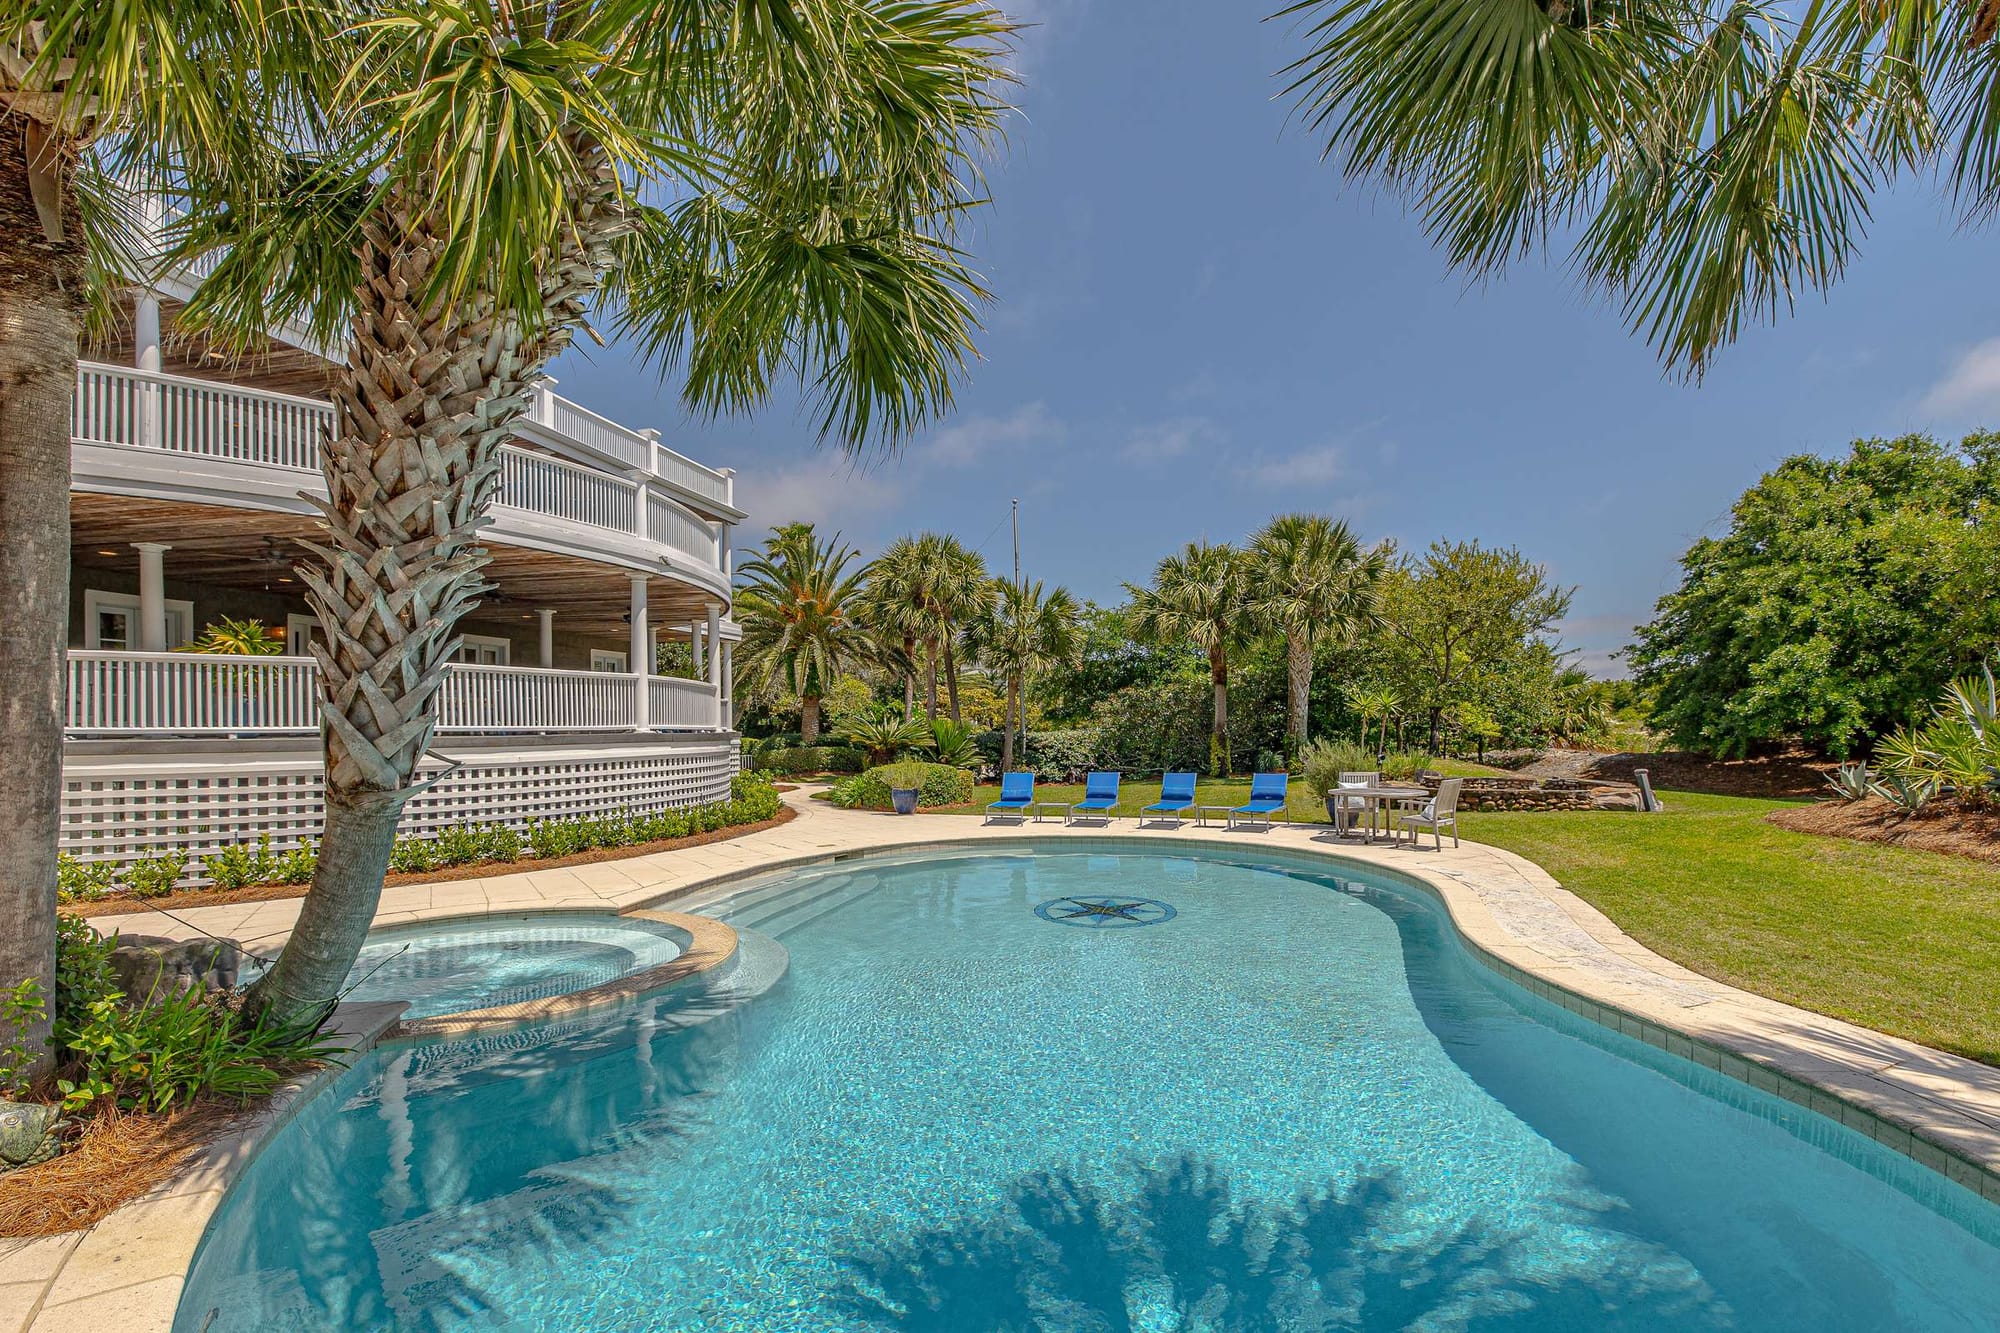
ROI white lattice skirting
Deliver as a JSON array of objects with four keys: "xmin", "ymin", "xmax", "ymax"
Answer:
[{"xmin": 61, "ymin": 738, "xmax": 740, "ymax": 876}]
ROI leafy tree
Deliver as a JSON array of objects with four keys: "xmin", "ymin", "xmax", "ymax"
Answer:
[
  {"xmin": 1280, "ymin": 0, "xmax": 2000, "ymax": 378},
  {"xmin": 1127, "ymin": 543, "xmax": 1253, "ymax": 775},
  {"xmin": 1247, "ymin": 515, "xmax": 1386, "ymax": 754},
  {"xmin": 1032, "ymin": 602, "xmax": 1182, "ymax": 723},
  {"xmin": 971, "ymin": 578, "xmax": 1081, "ymax": 771},
  {"xmin": 1378, "ymin": 542, "xmax": 1572, "ymax": 752},
  {"xmin": 1630, "ymin": 434, "xmax": 1999, "ymax": 756},
  {"xmin": 735, "ymin": 524, "xmax": 872, "ymax": 746}
]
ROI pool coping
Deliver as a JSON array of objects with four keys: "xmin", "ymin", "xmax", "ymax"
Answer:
[{"xmin": 20, "ymin": 790, "xmax": 2000, "ymax": 1331}]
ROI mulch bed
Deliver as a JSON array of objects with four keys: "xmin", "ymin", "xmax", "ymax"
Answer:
[
  {"xmin": 0, "ymin": 1100, "xmax": 248, "ymax": 1239},
  {"xmin": 1767, "ymin": 799, "xmax": 2000, "ymax": 865},
  {"xmin": 70, "ymin": 805, "xmax": 796, "ymax": 920},
  {"xmin": 1581, "ymin": 749, "xmax": 1834, "ymax": 799}
]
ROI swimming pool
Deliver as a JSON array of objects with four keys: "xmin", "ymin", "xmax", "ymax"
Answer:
[
  {"xmin": 180, "ymin": 847, "xmax": 2000, "ymax": 1330},
  {"xmin": 255, "ymin": 912, "xmax": 688, "ymax": 1019}
]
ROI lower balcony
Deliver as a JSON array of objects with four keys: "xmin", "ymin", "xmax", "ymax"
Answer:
[{"xmin": 65, "ymin": 651, "xmax": 723, "ymax": 737}]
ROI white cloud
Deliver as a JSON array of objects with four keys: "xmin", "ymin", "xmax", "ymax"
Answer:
[
  {"xmin": 1118, "ymin": 416, "xmax": 1223, "ymax": 462},
  {"xmin": 733, "ymin": 459, "xmax": 905, "ymax": 530},
  {"xmin": 1921, "ymin": 337, "xmax": 2000, "ymax": 417},
  {"xmin": 1245, "ymin": 442, "xmax": 1346, "ymax": 488},
  {"xmin": 925, "ymin": 402, "xmax": 1065, "ymax": 467}
]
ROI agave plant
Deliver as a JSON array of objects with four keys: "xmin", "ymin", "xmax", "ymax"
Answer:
[
  {"xmin": 1869, "ymin": 772, "xmax": 1936, "ymax": 819},
  {"xmin": 927, "ymin": 717, "xmax": 981, "ymax": 769},
  {"xmin": 836, "ymin": 709, "xmax": 932, "ymax": 768},
  {"xmin": 1822, "ymin": 762, "xmax": 1872, "ymax": 804}
]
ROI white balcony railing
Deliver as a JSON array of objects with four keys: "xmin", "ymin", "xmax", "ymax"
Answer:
[
  {"xmin": 531, "ymin": 386, "xmax": 733, "ymax": 509},
  {"xmin": 65, "ymin": 652, "xmax": 722, "ymax": 737},
  {"xmin": 72, "ymin": 362, "xmax": 727, "ymax": 578}
]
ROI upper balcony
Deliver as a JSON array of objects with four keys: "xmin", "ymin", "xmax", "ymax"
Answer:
[{"xmin": 70, "ymin": 361, "xmax": 738, "ymax": 603}]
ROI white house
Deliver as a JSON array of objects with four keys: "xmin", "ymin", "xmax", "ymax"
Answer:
[{"xmin": 63, "ymin": 222, "xmax": 744, "ymax": 878}]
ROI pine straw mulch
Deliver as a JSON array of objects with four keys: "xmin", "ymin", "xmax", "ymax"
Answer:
[
  {"xmin": 0, "ymin": 1100, "xmax": 250, "ymax": 1239},
  {"xmin": 1767, "ymin": 798, "xmax": 2000, "ymax": 865},
  {"xmin": 70, "ymin": 804, "xmax": 797, "ymax": 920},
  {"xmin": 1581, "ymin": 749, "xmax": 1835, "ymax": 799}
]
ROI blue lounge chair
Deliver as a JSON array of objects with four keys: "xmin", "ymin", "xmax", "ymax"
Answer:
[
  {"xmin": 986, "ymin": 771, "xmax": 1035, "ymax": 821},
  {"xmin": 1139, "ymin": 771, "xmax": 1198, "ymax": 825},
  {"xmin": 1230, "ymin": 772, "xmax": 1291, "ymax": 828},
  {"xmin": 1067, "ymin": 771, "xmax": 1122, "ymax": 824}
]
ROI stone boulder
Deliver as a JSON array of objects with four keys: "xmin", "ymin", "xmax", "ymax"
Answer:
[
  {"xmin": 108, "ymin": 934, "xmax": 244, "ymax": 1003},
  {"xmin": 0, "ymin": 1098, "xmax": 62, "ymax": 1172}
]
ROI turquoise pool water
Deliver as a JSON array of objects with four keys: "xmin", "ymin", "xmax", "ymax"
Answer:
[
  {"xmin": 251, "ymin": 913, "xmax": 687, "ymax": 1019},
  {"xmin": 180, "ymin": 848, "xmax": 2000, "ymax": 1330}
]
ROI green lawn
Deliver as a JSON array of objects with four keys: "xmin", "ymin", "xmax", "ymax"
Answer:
[{"xmin": 933, "ymin": 781, "xmax": 2000, "ymax": 1065}]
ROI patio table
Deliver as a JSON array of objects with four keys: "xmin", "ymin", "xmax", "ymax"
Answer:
[{"xmin": 1337, "ymin": 785, "xmax": 1431, "ymax": 845}]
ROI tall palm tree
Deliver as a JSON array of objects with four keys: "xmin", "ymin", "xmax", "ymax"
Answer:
[
  {"xmin": 926, "ymin": 536, "xmax": 991, "ymax": 723},
  {"xmin": 1278, "ymin": 0, "xmax": 1997, "ymax": 377},
  {"xmin": 1247, "ymin": 515, "xmax": 1387, "ymax": 754},
  {"xmin": 735, "ymin": 524, "xmax": 871, "ymax": 745},
  {"xmin": 971, "ymin": 578, "xmax": 1081, "ymax": 771},
  {"xmin": 6, "ymin": 0, "xmax": 1015, "ymax": 1028},
  {"xmin": 1126, "ymin": 542, "xmax": 1250, "ymax": 776},
  {"xmin": 859, "ymin": 536, "xmax": 940, "ymax": 721}
]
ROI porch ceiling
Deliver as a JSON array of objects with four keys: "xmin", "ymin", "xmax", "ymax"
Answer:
[
  {"xmin": 70, "ymin": 494, "xmax": 723, "ymax": 639},
  {"xmin": 89, "ymin": 296, "xmax": 340, "ymax": 399}
]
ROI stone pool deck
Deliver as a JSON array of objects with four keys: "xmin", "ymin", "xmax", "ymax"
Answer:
[{"xmin": 8, "ymin": 786, "xmax": 2000, "ymax": 1330}]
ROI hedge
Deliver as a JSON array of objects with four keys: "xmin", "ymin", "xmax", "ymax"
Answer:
[
  {"xmin": 973, "ymin": 728, "xmax": 1102, "ymax": 781},
  {"xmin": 827, "ymin": 762, "xmax": 974, "ymax": 811},
  {"xmin": 756, "ymin": 744, "xmax": 868, "ymax": 775}
]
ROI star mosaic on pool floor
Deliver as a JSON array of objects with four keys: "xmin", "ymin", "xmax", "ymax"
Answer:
[{"xmin": 1033, "ymin": 896, "xmax": 1177, "ymax": 928}]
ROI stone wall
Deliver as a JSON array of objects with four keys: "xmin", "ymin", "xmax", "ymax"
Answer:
[{"xmin": 1414, "ymin": 774, "xmax": 1642, "ymax": 812}]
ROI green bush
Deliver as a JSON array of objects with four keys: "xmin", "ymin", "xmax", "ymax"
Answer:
[
  {"xmin": 271, "ymin": 841, "xmax": 318, "ymax": 885},
  {"xmin": 1090, "ymin": 676, "xmax": 1214, "ymax": 775},
  {"xmin": 123, "ymin": 852, "xmax": 189, "ymax": 899},
  {"xmin": 56, "ymin": 854, "xmax": 118, "ymax": 903},
  {"xmin": 974, "ymin": 727, "xmax": 1102, "ymax": 781},
  {"xmin": 828, "ymin": 762, "xmax": 973, "ymax": 810},
  {"xmin": 207, "ymin": 837, "xmax": 279, "ymax": 891},
  {"xmin": 1298, "ymin": 738, "xmax": 1377, "ymax": 800},
  {"xmin": 761, "ymin": 745, "xmax": 868, "ymax": 775}
]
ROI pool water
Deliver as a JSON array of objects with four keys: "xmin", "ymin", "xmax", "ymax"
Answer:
[
  {"xmin": 180, "ymin": 849, "xmax": 2000, "ymax": 1330},
  {"xmin": 288, "ymin": 913, "xmax": 686, "ymax": 1018}
]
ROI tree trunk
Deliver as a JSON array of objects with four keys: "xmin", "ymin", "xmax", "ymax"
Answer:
[
  {"xmin": 925, "ymin": 642, "xmax": 939, "ymax": 719},
  {"xmin": 801, "ymin": 694, "xmax": 821, "ymax": 745},
  {"xmin": 0, "ymin": 113, "xmax": 86, "ymax": 1073},
  {"xmin": 1286, "ymin": 632, "xmax": 1312, "ymax": 755},
  {"xmin": 249, "ymin": 170, "xmax": 616, "ymax": 1025},
  {"xmin": 1209, "ymin": 647, "xmax": 1230, "ymax": 777},
  {"xmin": 902, "ymin": 635, "xmax": 916, "ymax": 722},
  {"xmin": 1427, "ymin": 707, "xmax": 1442, "ymax": 753},
  {"xmin": 944, "ymin": 639, "xmax": 962, "ymax": 723},
  {"xmin": 1000, "ymin": 677, "xmax": 1016, "ymax": 771}
]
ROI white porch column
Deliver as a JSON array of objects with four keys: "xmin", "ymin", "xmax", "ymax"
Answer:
[
  {"xmin": 705, "ymin": 603, "xmax": 721, "ymax": 688},
  {"xmin": 719, "ymin": 523, "xmax": 732, "ymax": 578},
  {"xmin": 629, "ymin": 575, "xmax": 650, "ymax": 731},
  {"xmin": 134, "ymin": 294, "xmax": 163, "ymax": 449},
  {"xmin": 133, "ymin": 542, "xmax": 171, "ymax": 652},
  {"xmin": 537, "ymin": 609, "xmax": 555, "ymax": 669},
  {"xmin": 690, "ymin": 619, "xmax": 705, "ymax": 676},
  {"xmin": 721, "ymin": 640, "xmax": 734, "ymax": 729}
]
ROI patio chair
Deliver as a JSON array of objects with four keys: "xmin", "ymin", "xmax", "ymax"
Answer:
[
  {"xmin": 1329, "ymin": 770, "xmax": 1378, "ymax": 836},
  {"xmin": 1067, "ymin": 771, "xmax": 1122, "ymax": 824},
  {"xmin": 985, "ymin": 771, "xmax": 1035, "ymax": 821},
  {"xmin": 1139, "ymin": 771, "xmax": 1198, "ymax": 825},
  {"xmin": 1230, "ymin": 772, "xmax": 1291, "ymax": 828},
  {"xmin": 1397, "ymin": 778, "xmax": 1462, "ymax": 850}
]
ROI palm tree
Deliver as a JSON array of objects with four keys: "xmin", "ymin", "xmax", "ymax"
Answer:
[
  {"xmin": 927, "ymin": 537, "xmax": 992, "ymax": 723},
  {"xmin": 1278, "ymin": 0, "xmax": 1995, "ymax": 377},
  {"xmin": 1126, "ymin": 543, "xmax": 1251, "ymax": 777},
  {"xmin": 1344, "ymin": 683, "xmax": 1400, "ymax": 756},
  {"xmin": 7, "ymin": 1, "xmax": 1014, "ymax": 1028},
  {"xmin": 1247, "ymin": 515, "xmax": 1387, "ymax": 755},
  {"xmin": 860, "ymin": 537, "xmax": 941, "ymax": 721},
  {"xmin": 972, "ymin": 578, "xmax": 1081, "ymax": 771},
  {"xmin": 736, "ymin": 524, "xmax": 871, "ymax": 745}
]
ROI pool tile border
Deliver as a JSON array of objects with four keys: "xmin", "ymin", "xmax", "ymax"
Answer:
[{"xmin": 31, "ymin": 792, "xmax": 2000, "ymax": 1331}]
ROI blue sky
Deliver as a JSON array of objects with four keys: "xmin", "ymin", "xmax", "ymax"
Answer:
[{"xmin": 552, "ymin": 0, "xmax": 2000, "ymax": 676}]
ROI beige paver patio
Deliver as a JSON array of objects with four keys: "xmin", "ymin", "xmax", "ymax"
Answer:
[{"xmin": 18, "ymin": 786, "xmax": 2000, "ymax": 1331}]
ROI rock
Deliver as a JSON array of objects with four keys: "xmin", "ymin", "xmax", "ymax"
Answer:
[
  {"xmin": 0, "ymin": 1099, "xmax": 62, "ymax": 1171},
  {"xmin": 108, "ymin": 935, "xmax": 243, "ymax": 1003}
]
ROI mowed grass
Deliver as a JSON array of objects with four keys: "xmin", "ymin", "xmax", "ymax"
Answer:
[
  {"xmin": 1459, "ymin": 792, "xmax": 2000, "ymax": 1067},
  {"xmin": 929, "ymin": 780, "xmax": 2000, "ymax": 1065}
]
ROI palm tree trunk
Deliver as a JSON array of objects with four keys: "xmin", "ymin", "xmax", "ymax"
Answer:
[
  {"xmin": 1286, "ymin": 632, "xmax": 1312, "ymax": 754},
  {"xmin": 249, "ymin": 174, "xmax": 616, "ymax": 1026},
  {"xmin": 943, "ymin": 639, "xmax": 962, "ymax": 722},
  {"xmin": 0, "ymin": 114, "xmax": 86, "ymax": 1072},
  {"xmin": 1209, "ymin": 647, "xmax": 1230, "ymax": 777},
  {"xmin": 902, "ymin": 634, "xmax": 916, "ymax": 721},
  {"xmin": 1000, "ymin": 678, "xmax": 1016, "ymax": 771},
  {"xmin": 801, "ymin": 694, "xmax": 821, "ymax": 745},
  {"xmin": 925, "ymin": 641, "xmax": 939, "ymax": 719}
]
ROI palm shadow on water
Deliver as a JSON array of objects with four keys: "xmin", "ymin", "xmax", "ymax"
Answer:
[{"xmin": 836, "ymin": 1157, "xmax": 1728, "ymax": 1333}]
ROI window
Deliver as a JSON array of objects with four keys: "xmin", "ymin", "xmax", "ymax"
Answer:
[
  {"xmin": 83, "ymin": 590, "xmax": 192, "ymax": 650},
  {"xmin": 590, "ymin": 649, "xmax": 629, "ymax": 672},
  {"xmin": 456, "ymin": 634, "xmax": 511, "ymax": 666}
]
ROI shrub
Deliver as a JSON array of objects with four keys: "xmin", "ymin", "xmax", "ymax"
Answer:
[
  {"xmin": 56, "ymin": 853, "xmax": 118, "ymax": 903},
  {"xmin": 271, "ymin": 841, "xmax": 318, "ymax": 885},
  {"xmin": 828, "ymin": 762, "xmax": 974, "ymax": 810},
  {"xmin": 836, "ymin": 709, "xmax": 932, "ymax": 767},
  {"xmin": 207, "ymin": 837, "xmax": 279, "ymax": 891},
  {"xmin": 973, "ymin": 727, "xmax": 1103, "ymax": 781},
  {"xmin": 54, "ymin": 988, "xmax": 337, "ymax": 1115},
  {"xmin": 763, "ymin": 745, "xmax": 868, "ymax": 775},
  {"xmin": 1298, "ymin": 738, "xmax": 1377, "ymax": 800},
  {"xmin": 1090, "ymin": 676, "xmax": 1213, "ymax": 775},
  {"xmin": 123, "ymin": 852, "xmax": 189, "ymax": 899},
  {"xmin": 387, "ymin": 835, "xmax": 442, "ymax": 875},
  {"xmin": 1875, "ymin": 664, "xmax": 2000, "ymax": 811},
  {"xmin": 928, "ymin": 718, "xmax": 982, "ymax": 768}
]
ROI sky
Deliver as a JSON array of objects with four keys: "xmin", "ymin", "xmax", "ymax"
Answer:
[{"xmin": 550, "ymin": 0, "xmax": 2000, "ymax": 677}]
